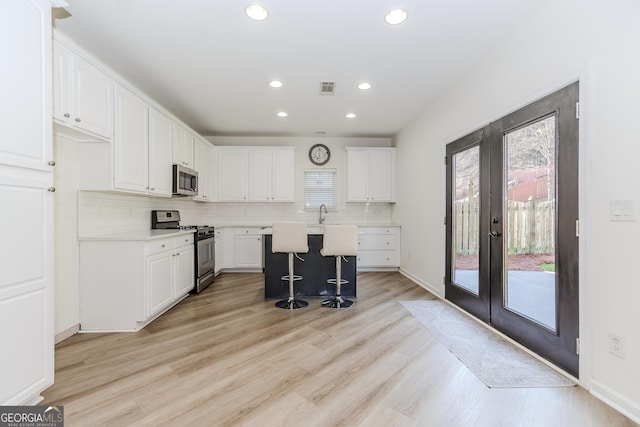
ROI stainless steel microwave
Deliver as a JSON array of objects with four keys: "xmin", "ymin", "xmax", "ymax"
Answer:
[{"xmin": 172, "ymin": 164, "xmax": 198, "ymax": 196}]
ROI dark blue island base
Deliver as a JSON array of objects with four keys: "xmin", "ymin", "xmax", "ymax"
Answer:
[{"xmin": 263, "ymin": 234, "xmax": 357, "ymax": 299}]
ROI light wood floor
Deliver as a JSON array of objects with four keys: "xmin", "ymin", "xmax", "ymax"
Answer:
[{"xmin": 44, "ymin": 272, "xmax": 636, "ymax": 426}]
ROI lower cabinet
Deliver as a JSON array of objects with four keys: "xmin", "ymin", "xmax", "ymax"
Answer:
[
  {"xmin": 219, "ymin": 227, "xmax": 263, "ymax": 271},
  {"xmin": 80, "ymin": 233, "xmax": 194, "ymax": 331},
  {"xmin": 357, "ymin": 226, "xmax": 401, "ymax": 271}
]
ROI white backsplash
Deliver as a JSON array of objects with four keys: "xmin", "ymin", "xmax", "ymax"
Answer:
[{"xmin": 77, "ymin": 191, "xmax": 393, "ymax": 236}]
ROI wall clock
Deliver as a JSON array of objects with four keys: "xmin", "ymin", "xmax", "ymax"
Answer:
[{"xmin": 309, "ymin": 143, "xmax": 330, "ymax": 165}]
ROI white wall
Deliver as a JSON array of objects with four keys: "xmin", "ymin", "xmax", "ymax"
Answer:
[{"xmin": 393, "ymin": 0, "xmax": 640, "ymax": 421}]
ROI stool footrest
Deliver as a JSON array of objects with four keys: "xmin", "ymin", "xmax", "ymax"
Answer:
[
  {"xmin": 327, "ymin": 278, "xmax": 349, "ymax": 286},
  {"xmin": 281, "ymin": 275, "xmax": 303, "ymax": 282}
]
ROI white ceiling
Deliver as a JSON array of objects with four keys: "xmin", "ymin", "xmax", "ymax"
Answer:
[{"xmin": 55, "ymin": 0, "xmax": 547, "ymax": 138}]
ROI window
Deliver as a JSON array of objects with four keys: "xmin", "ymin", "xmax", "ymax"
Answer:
[{"xmin": 304, "ymin": 169, "xmax": 336, "ymax": 209}]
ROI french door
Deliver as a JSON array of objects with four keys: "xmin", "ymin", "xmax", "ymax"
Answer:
[{"xmin": 445, "ymin": 82, "xmax": 579, "ymax": 377}]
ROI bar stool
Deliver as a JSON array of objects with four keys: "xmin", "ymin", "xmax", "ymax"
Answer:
[
  {"xmin": 321, "ymin": 225, "xmax": 358, "ymax": 309},
  {"xmin": 272, "ymin": 222, "xmax": 309, "ymax": 310}
]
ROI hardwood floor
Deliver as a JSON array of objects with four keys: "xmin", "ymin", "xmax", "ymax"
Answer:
[{"xmin": 43, "ymin": 272, "xmax": 636, "ymax": 426}]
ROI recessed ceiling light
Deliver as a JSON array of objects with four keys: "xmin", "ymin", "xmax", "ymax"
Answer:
[
  {"xmin": 385, "ymin": 9, "xmax": 408, "ymax": 25},
  {"xmin": 269, "ymin": 80, "xmax": 283, "ymax": 88},
  {"xmin": 277, "ymin": 111, "xmax": 288, "ymax": 117},
  {"xmin": 358, "ymin": 82, "xmax": 372, "ymax": 90},
  {"xmin": 346, "ymin": 113, "xmax": 356, "ymax": 119},
  {"xmin": 246, "ymin": 4, "xmax": 268, "ymax": 21}
]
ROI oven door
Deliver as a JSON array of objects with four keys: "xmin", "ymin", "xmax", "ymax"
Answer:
[{"xmin": 197, "ymin": 236, "xmax": 215, "ymax": 277}]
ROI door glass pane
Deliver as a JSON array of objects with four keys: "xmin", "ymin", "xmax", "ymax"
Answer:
[
  {"xmin": 452, "ymin": 146, "xmax": 480, "ymax": 295},
  {"xmin": 503, "ymin": 116, "xmax": 556, "ymax": 330}
]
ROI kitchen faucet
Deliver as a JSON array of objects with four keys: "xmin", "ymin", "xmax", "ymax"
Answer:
[{"xmin": 319, "ymin": 204, "xmax": 328, "ymax": 224}]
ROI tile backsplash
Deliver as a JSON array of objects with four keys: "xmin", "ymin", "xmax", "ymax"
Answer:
[{"xmin": 77, "ymin": 191, "xmax": 393, "ymax": 236}]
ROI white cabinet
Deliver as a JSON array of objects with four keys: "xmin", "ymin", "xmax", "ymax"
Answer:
[
  {"xmin": 218, "ymin": 148, "xmax": 249, "ymax": 201},
  {"xmin": 0, "ymin": 0, "xmax": 54, "ymax": 405},
  {"xmin": 79, "ymin": 88, "xmax": 175, "ymax": 198},
  {"xmin": 194, "ymin": 139, "xmax": 216, "ymax": 202},
  {"xmin": 357, "ymin": 226, "xmax": 401, "ymax": 271},
  {"xmin": 173, "ymin": 125, "xmax": 195, "ymax": 169},
  {"xmin": 249, "ymin": 148, "xmax": 294, "ymax": 202},
  {"xmin": 148, "ymin": 107, "xmax": 174, "ymax": 196},
  {"xmin": 346, "ymin": 148, "xmax": 396, "ymax": 202},
  {"xmin": 53, "ymin": 40, "xmax": 113, "ymax": 141},
  {"xmin": 234, "ymin": 228, "xmax": 263, "ymax": 269},
  {"xmin": 114, "ymin": 83, "xmax": 148, "ymax": 193},
  {"xmin": 80, "ymin": 233, "xmax": 194, "ymax": 331},
  {"xmin": 214, "ymin": 229, "xmax": 224, "ymax": 274},
  {"xmin": 218, "ymin": 147, "xmax": 294, "ymax": 202}
]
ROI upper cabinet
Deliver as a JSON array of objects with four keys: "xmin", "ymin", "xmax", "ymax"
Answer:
[
  {"xmin": 346, "ymin": 147, "xmax": 396, "ymax": 203},
  {"xmin": 218, "ymin": 147, "xmax": 294, "ymax": 202},
  {"xmin": 172, "ymin": 125, "xmax": 195, "ymax": 169},
  {"xmin": 113, "ymin": 83, "xmax": 148, "ymax": 193},
  {"xmin": 53, "ymin": 40, "xmax": 113, "ymax": 141},
  {"xmin": 148, "ymin": 108, "xmax": 174, "ymax": 197},
  {"xmin": 194, "ymin": 139, "xmax": 216, "ymax": 202}
]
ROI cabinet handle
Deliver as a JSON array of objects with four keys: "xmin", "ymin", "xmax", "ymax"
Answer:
[
  {"xmin": 75, "ymin": 117, "xmax": 81, "ymax": 123},
  {"xmin": 63, "ymin": 113, "xmax": 70, "ymax": 118},
  {"xmin": 150, "ymin": 187, "xmax": 155, "ymax": 191},
  {"xmin": 185, "ymin": 239, "xmax": 189, "ymax": 243},
  {"xmin": 48, "ymin": 160, "xmax": 56, "ymax": 166},
  {"xmin": 47, "ymin": 187, "xmax": 56, "ymax": 192},
  {"xmin": 161, "ymin": 244, "xmax": 166, "ymax": 248}
]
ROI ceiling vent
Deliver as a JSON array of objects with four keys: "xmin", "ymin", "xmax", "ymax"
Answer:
[{"xmin": 319, "ymin": 81, "xmax": 336, "ymax": 96}]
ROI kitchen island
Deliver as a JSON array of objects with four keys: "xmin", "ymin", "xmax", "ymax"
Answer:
[{"xmin": 263, "ymin": 230, "xmax": 356, "ymax": 299}]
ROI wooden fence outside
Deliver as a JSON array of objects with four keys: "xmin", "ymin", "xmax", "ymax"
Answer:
[{"xmin": 455, "ymin": 199, "xmax": 554, "ymax": 255}]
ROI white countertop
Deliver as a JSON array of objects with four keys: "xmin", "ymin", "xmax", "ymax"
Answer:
[
  {"xmin": 260, "ymin": 224, "xmax": 400, "ymax": 235},
  {"xmin": 78, "ymin": 229, "xmax": 195, "ymax": 241}
]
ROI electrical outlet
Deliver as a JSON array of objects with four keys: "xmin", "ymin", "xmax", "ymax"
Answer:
[{"xmin": 609, "ymin": 333, "xmax": 626, "ymax": 359}]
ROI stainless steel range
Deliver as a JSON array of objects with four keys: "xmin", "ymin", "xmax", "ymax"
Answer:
[{"xmin": 151, "ymin": 210, "xmax": 215, "ymax": 294}]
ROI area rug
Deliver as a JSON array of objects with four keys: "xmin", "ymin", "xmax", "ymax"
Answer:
[{"xmin": 401, "ymin": 300, "xmax": 576, "ymax": 388}]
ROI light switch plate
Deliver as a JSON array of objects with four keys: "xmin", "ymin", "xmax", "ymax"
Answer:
[{"xmin": 610, "ymin": 200, "xmax": 635, "ymax": 222}]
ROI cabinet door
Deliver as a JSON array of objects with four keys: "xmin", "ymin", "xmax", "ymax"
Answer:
[
  {"xmin": 271, "ymin": 149, "xmax": 294, "ymax": 201},
  {"xmin": 235, "ymin": 235, "xmax": 263, "ymax": 268},
  {"xmin": 249, "ymin": 149, "xmax": 272, "ymax": 201},
  {"xmin": 368, "ymin": 149, "xmax": 395, "ymax": 202},
  {"xmin": 214, "ymin": 234, "xmax": 224, "ymax": 274},
  {"xmin": 172, "ymin": 125, "xmax": 194, "ymax": 168},
  {"xmin": 148, "ymin": 108, "xmax": 173, "ymax": 196},
  {"xmin": 52, "ymin": 41, "xmax": 72, "ymax": 126},
  {"xmin": 0, "ymin": 0, "xmax": 52, "ymax": 172},
  {"xmin": 193, "ymin": 139, "xmax": 211, "ymax": 201},
  {"xmin": 218, "ymin": 149, "xmax": 248, "ymax": 201},
  {"xmin": 0, "ymin": 168, "xmax": 54, "ymax": 404},
  {"xmin": 73, "ymin": 55, "xmax": 113, "ymax": 139},
  {"xmin": 114, "ymin": 84, "xmax": 149, "ymax": 193},
  {"xmin": 146, "ymin": 251, "xmax": 173, "ymax": 318},
  {"xmin": 175, "ymin": 245, "xmax": 195, "ymax": 296},
  {"xmin": 346, "ymin": 149, "xmax": 369, "ymax": 202}
]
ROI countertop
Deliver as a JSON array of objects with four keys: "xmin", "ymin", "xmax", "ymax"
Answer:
[
  {"xmin": 78, "ymin": 229, "xmax": 195, "ymax": 241},
  {"xmin": 260, "ymin": 223, "xmax": 400, "ymax": 235}
]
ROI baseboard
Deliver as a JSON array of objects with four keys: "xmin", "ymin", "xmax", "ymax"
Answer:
[
  {"xmin": 55, "ymin": 324, "xmax": 80, "ymax": 344},
  {"xmin": 399, "ymin": 268, "xmax": 443, "ymax": 298},
  {"xmin": 590, "ymin": 380, "xmax": 640, "ymax": 424}
]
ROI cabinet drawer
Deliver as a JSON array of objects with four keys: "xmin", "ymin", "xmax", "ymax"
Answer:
[
  {"xmin": 235, "ymin": 227, "xmax": 262, "ymax": 235},
  {"xmin": 358, "ymin": 227, "xmax": 397, "ymax": 235},
  {"xmin": 175, "ymin": 234, "xmax": 195, "ymax": 247},
  {"xmin": 146, "ymin": 238, "xmax": 174, "ymax": 256},
  {"xmin": 357, "ymin": 251, "xmax": 397, "ymax": 267},
  {"xmin": 358, "ymin": 234, "xmax": 396, "ymax": 250}
]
